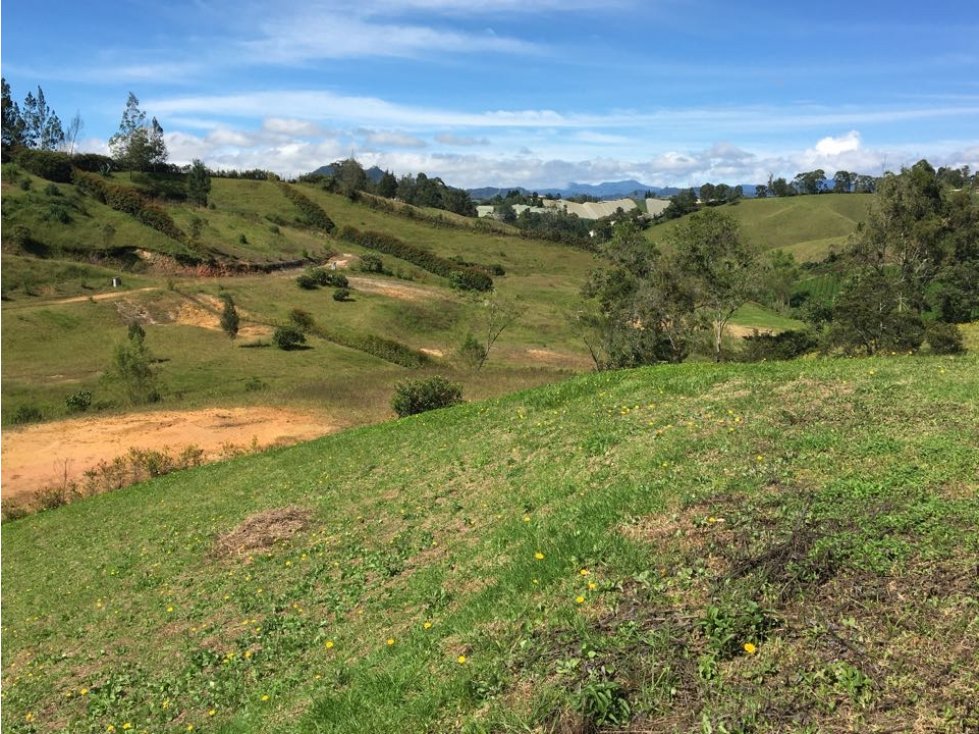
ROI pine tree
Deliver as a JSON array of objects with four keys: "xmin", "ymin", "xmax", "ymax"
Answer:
[{"xmin": 219, "ymin": 294, "xmax": 240, "ymax": 339}]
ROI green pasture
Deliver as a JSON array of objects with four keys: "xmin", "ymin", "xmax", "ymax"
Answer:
[{"xmin": 2, "ymin": 355, "xmax": 976, "ymax": 733}]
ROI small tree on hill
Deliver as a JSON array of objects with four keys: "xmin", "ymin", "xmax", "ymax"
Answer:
[
  {"xmin": 219, "ymin": 293, "xmax": 239, "ymax": 339},
  {"xmin": 187, "ymin": 159, "xmax": 211, "ymax": 206},
  {"xmin": 108, "ymin": 93, "xmax": 167, "ymax": 173},
  {"xmin": 110, "ymin": 321, "xmax": 161, "ymax": 404}
]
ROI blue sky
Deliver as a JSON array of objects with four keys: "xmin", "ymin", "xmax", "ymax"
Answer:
[{"xmin": 2, "ymin": 0, "xmax": 978, "ymax": 188}]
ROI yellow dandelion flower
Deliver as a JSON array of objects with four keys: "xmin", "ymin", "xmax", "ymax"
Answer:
[
  {"xmin": 743, "ymin": 642, "xmax": 757, "ymax": 655},
  {"xmin": 422, "ymin": 622, "xmax": 433, "ymax": 630},
  {"xmin": 534, "ymin": 551, "xmax": 545, "ymax": 560},
  {"xmin": 166, "ymin": 606, "xmax": 174, "ymax": 613},
  {"xmin": 107, "ymin": 726, "xmax": 116, "ymax": 733},
  {"xmin": 187, "ymin": 726, "xmax": 195, "ymax": 732},
  {"xmin": 755, "ymin": 455, "xmax": 764, "ymax": 462},
  {"xmin": 579, "ymin": 569, "xmax": 589, "ymax": 576},
  {"xmin": 386, "ymin": 638, "xmax": 395, "ymax": 646},
  {"xmin": 457, "ymin": 655, "xmax": 467, "ymax": 664},
  {"xmin": 588, "ymin": 582, "xmax": 597, "ymax": 590},
  {"xmin": 575, "ymin": 595, "xmax": 585, "ymax": 604},
  {"xmin": 122, "ymin": 724, "xmax": 133, "ymax": 731},
  {"xmin": 523, "ymin": 515, "xmax": 531, "ymax": 523},
  {"xmin": 208, "ymin": 709, "xmax": 217, "ymax": 717},
  {"xmin": 25, "ymin": 713, "xmax": 35, "ymax": 723},
  {"xmin": 532, "ymin": 578, "xmax": 539, "ymax": 585},
  {"xmin": 260, "ymin": 694, "xmax": 270, "ymax": 702},
  {"xmin": 325, "ymin": 640, "xmax": 335, "ymax": 649},
  {"xmin": 244, "ymin": 650, "xmax": 253, "ymax": 659}
]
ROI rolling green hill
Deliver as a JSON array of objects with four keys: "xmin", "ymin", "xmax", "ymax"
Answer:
[
  {"xmin": 648, "ymin": 194, "xmax": 872, "ymax": 262},
  {"xmin": 2, "ymin": 168, "xmax": 809, "ymax": 430},
  {"xmin": 2, "ymin": 355, "xmax": 976, "ymax": 733}
]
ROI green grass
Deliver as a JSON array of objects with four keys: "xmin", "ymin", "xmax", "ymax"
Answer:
[
  {"xmin": 2, "ymin": 355, "xmax": 977, "ymax": 733},
  {"xmin": 649, "ymin": 194, "xmax": 872, "ymax": 262}
]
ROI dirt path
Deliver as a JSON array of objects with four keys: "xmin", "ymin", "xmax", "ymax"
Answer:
[
  {"xmin": 346, "ymin": 276, "xmax": 443, "ymax": 303},
  {"xmin": 1, "ymin": 407, "xmax": 342, "ymax": 502},
  {"xmin": 2, "ymin": 287, "xmax": 160, "ymax": 310}
]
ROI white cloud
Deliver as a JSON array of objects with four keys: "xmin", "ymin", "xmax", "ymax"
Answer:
[
  {"xmin": 262, "ymin": 118, "xmax": 327, "ymax": 137},
  {"xmin": 813, "ymin": 130, "xmax": 861, "ymax": 156}
]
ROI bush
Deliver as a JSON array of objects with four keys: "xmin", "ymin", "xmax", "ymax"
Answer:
[
  {"xmin": 339, "ymin": 225, "xmax": 493, "ymax": 291},
  {"xmin": 279, "ymin": 183, "xmax": 336, "ymax": 233},
  {"xmin": 12, "ymin": 404, "xmax": 43, "ymax": 424},
  {"xmin": 358, "ymin": 254, "xmax": 385, "ymax": 273},
  {"xmin": 333, "ymin": 287, "xmax": 350, "ymax": 302},
  {"xmin": 273, "ymin": 325, "xmax": 307, "ymax": 350},
  {"xmin": 741, "ymin": 329, "xmax": 817, "ymax": 362},
  {"xmin": 296, "ymin": 273, "xmax": 319, "ymax": 290},
  {"xmin": 458, "ymin": 333, "xmax": 487, "ymax": 370},
  {"xmin": 65, "ymin": 391, "xmax": 93, "ymax": 413},
  {"xmin": 391, "ymin": 376, "xmax": 463, "ymax": 417},
  {"xmin": 15, "ymin": 149, "xmax": 73, "ymax": 182},
  {"xmin": 926, "ymin": 321, "xmax": 966, "ymax": 355}
]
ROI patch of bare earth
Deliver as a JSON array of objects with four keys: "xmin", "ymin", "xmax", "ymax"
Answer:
[
  {"xmin": 346, "ymin": 275, "xmax": 441, "ymax": 303},
  {"xmin": 1, "ymin": 407, "xmax": 341, "ymax": 502},
  {"xmin": 170, "ymin": 294, "xmax": 270, "ymax": 338}
]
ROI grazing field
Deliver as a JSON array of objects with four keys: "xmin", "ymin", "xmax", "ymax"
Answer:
[
  {"xmin": 2, "ymin": 354, "xmax": 976, "ymax": 733},
  {"xmin": 648, "ymin": 194, "xmax": 872, "ymax": 262}
]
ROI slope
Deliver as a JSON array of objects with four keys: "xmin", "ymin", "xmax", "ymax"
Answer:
[{"xmin": 2, "ymin": 354, "xmax": 976, "ymax": 733}]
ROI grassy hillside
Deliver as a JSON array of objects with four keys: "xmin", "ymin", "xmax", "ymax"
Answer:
[
  {"xmin": 3, "ymin": 355, "xmax": 977, "ymax": 733},
  {"xmin": 648, "ymin": 194, "xmax": 872, "ymax": 262},
  {"xmin": 3, "ymin": 171, "xmax": 809, "ymax": 430}
]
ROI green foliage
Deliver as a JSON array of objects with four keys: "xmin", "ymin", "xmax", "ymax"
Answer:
[
  {"xmin": 296, "ymin": 273, "xmax": 319, "ymax": 290},
  {"xmin": 73, "ymin": 169, "xmax": 185, "ymax": 242},
  {"xmin": 391, "ymin": 375, "xmax": 463, "ymax": 416},
  {"xmin": 186, "ymin": 159, "xmax": 211, "ymax": 206},
  {"xmin": 925, "ymin": 321, "xmax": 966, "ymax": 355},
  {"xmin": 12, "ymin": 404, "xmax": 42, "ymax": 424},
  {"xmin": 333, "ymin": 287, "xmax": 351, "ymax": 302},
  {"xmin": 340, "ymin": 225, "xmax": 492, "ymax": 291},
  {"xmin": 741, "ymin": 329, "xmax": 817, "ymax": 361},
  {"xmin": 457, "ymin": 333, "xmax": 487, "ymax": 370},
  {"xmin": 15, "ymin": 148, "xmax": 73, "ymax": 182},
  {"xmin": 279, "ymin": 183, "xmax": 336, "ymax": 233},
  {"xmin": 828, "ymin": 271, "xmax": 926, "ymax": 355},
  {"xmin": 107, "ymin": 92, "xmax": 167, "ymax": 172},
  {"xmin": 64, "ymin": 390, "xmax": 93, "ymax": 413},
  {"xmin": 273, "ymin": 325, "xmax": 307, "ymax": 350},
  {"xmin": 357, "ymin": 254, "xmax": 385, "ymax": 273},
  {"xmin": 110, "ymin": 323, "xmax": 161, "ymax": 404},
  {"xmin": 219, "ymin": 293, "xmax": 240, "ymax": 339}
]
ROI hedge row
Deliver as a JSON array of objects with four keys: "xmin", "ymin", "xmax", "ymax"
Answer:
[
  {"xmin": 309, "ymin": 324, "xmax": 429, "ymax": 368},
  {"xmin": 73, "ymin": 170, "xmax": 186, "ymax": 242},
  {"xmin": 339, "ymin": 225, "xmax": 493, "ymax": 291},
  {"xmin": 279, "ymin": 183, "xmax": 336, "ymax": 233},
  {"xmin": 15, "ymin": 149, "xmax": 74, "ymax": 182}
]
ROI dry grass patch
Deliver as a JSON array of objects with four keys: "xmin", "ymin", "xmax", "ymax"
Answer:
[{"xmin": 213, "ymin": 506, "xmax": 313, "ymax": 558}]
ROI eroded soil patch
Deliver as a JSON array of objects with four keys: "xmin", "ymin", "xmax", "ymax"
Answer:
[{"xmin": 1, "ymin": 407, "xmax": 341, "ymax": 502}]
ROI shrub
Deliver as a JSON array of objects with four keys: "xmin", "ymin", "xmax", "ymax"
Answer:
[
  {"xmin": 391, "ymin": 376, "xmax": 463, "ymax": 417},
  {"xmin": 741, "ymin": 329, "xmax": 818, "ymax": 362},
  {"xmin": 12, "ymin": 404, "xmax": 43, "ymax": 424},
  {"xmin": 926, "ymin": 321, "xmax": 966, "ymax": 355},
  {"xmin": 296, "ymin": 273, "xmax": 319, "ymax": 290},
  {"xmin": 458, "ymin": 333, "xmax": 487, "ymax": 370},
  {"xmin": 16, "ymin": 149, "xmax": 73, "ymax": 182},
  {"xmin": 273, "ymin": 325, "xmax": 306, "ymax": 350},
  {"xmin": 333, "ymin": 287, "xmax": 350, "ymax": 302},
  {"xmin": 339, "ymin": 225, "xmax": 493, "ymax": 291},
  {"xmin": 65, "ymin": 390, "xmax": 93, "ymax": 413},
  {"xmin": 71, "ymin": 153, "xmax": 115, "ymax": 173},
  {"xmin": 358, "ymin": 254, "xmax": 385, "ymax": 273},
  {"xmin": 278, "ymin": 183, "xmax": 336, "ymax": 233},
  {"xmin": 44, "ymin": 182, "xmax": 62, "ymax": 196}
]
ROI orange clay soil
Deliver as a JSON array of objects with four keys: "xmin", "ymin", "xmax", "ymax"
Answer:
[{"xmin": 1, "ymin": 407, "xmax": 342, "ymax": 502}]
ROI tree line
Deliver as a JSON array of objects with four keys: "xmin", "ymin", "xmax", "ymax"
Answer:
[{"xmin": 581, "ymin": 159, "xmax": 977, "ymax": 368}]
